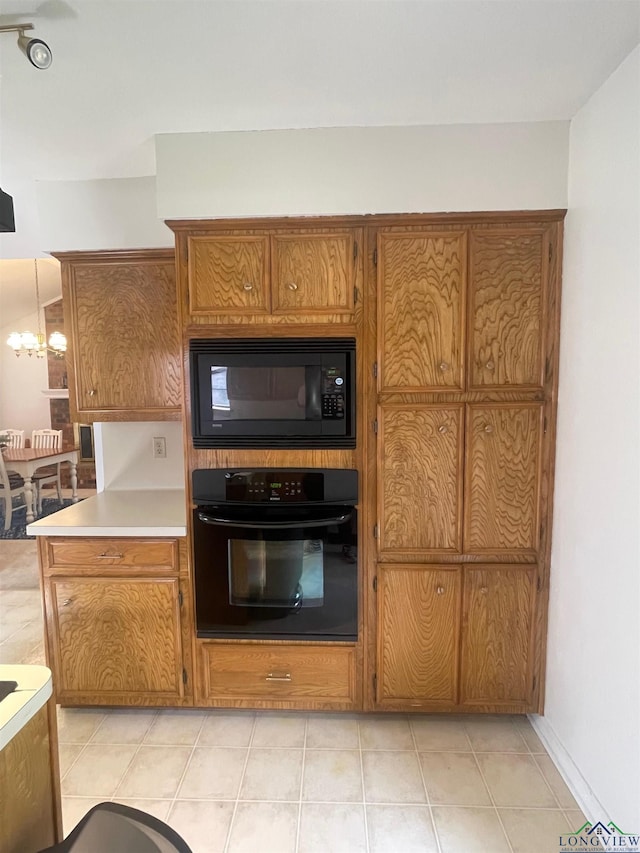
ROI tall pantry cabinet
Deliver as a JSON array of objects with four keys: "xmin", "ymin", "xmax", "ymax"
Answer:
[{"xmin": 368, "ymin": 214, "xmax": 564, "ymax": 714}]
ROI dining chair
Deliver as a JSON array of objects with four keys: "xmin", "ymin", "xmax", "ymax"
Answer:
[
  {"xmin": 0, "ymin": 447, "xmax": 27, "ymax": 531},
  {"xmin": 31, "ymin": 429, "xmax": 63, "ymax": 513},
  {"xmin": 0, "ymin": 429, "xmax": 25, "ymax": 448}
]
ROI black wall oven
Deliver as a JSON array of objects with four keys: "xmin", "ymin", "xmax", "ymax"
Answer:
[{"xmin": 192, "ymin": 468, "xmax": 358, "ymax": 642}]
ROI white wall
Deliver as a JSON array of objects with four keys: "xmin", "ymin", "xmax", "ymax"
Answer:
[
  {"xmin": 0, "ymin": 308, "xmax": 52, "ymax": 434},
  {"xmin": 35, "ymin": 176, "xmax": 174, "ymax": 253},
  {"xmin": 156, "ymin": 122, "xmax": 569, "ymax": 218},
  {"xmin": 95, "ymin": 421, "xmax": 185, "ymax": 492},
  {"xmin": 543, "ymin": 46, "xmax": 640, "ymax": 827}
]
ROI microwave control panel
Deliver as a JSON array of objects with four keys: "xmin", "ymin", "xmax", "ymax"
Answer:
[{"xmin": 321, "ymin": 366, "xmax": 346, "ymax": 419}]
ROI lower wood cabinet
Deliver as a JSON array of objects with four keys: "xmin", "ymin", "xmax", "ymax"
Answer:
[
  {"xmin": 40, "ymin": 537, "xmax": 192, "ymax": 707},
  {"xmin": 198, "ymin": 642, "xmax": 358, "ymax": 710},
  {"xmin": 375, "ymin": 563, "xmax": 537, "ymax": 712}
]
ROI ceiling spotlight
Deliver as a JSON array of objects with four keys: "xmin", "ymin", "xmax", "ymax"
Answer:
[{"xmin": 0, "ymin": 23, "xmax": 52, "ymax": 70}]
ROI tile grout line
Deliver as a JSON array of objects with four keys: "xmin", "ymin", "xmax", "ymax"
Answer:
[
  {"xmin": 466, "ymin": 722, "xmax": 516, "ymax": 853},
  {"xmin": 108, "ymin": 711, "xmax": 161, "ymax": 803},
  {"xmin": 358, "ymin": 717, "xmax": 370, "ymax": 853},
  {"xmin": 223, "ymin": 713, "xmax": 257, "ymax": 853},
  {"xmin": 294, "ymin": 715, "xmax": 309, "ymax": 853},
  {"xmin": 409, "ymin": 717, "xmax": 443, "ymax": 853},
  {"xmin": 530, "ymin": 752, "xmax": 568, "ymax": 811},
  {"xmin": 165, "ymin": 712, "xmax": 209, "ymax": 825}
]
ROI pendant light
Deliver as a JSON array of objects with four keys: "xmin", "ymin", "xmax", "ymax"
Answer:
[{"xmin": 6, "ymin": 259, "xmax": 67, "ymax": 358}]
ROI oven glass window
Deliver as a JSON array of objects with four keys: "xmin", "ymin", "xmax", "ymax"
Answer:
[
  {"xmin": 229, "ymin": 538, "xmax": 324, "ymax": 608},
  {"xmin": 211, "ymin": 366, "xmax": 306, "ymax": 421}
]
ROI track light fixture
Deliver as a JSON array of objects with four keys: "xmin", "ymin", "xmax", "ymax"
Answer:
[{"xmin": 0, "ymin": 23, "xmax": 52, "ymax": 69}]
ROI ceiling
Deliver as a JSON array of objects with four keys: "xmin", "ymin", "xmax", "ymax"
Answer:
[{"xmin": 0, "ymin": 0, "xmax": 638, "ymax": 315}]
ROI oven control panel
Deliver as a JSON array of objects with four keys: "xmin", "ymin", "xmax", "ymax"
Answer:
[{"xmin": 225, "ymin": 471, "xmax": 324, "ymax": 502}]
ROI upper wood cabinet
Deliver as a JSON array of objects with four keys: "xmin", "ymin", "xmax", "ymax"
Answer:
[
  {"xmin": 54, "ymin": 249, "xmax": 181, "ymax": 422},
  {"xmin": 377, "ymin": 224, "xmax": 554, "ymax": 392},
  {"xmin": 169, "ymin": 222, "xmax": 361, "ymax": 323},
  {"xmin": 378, "ymin": 231, "xmax": 466, "ymax": 392}
]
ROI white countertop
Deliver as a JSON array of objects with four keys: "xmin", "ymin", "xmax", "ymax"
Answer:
[
  {"xmin": 26, "ymin": 489, "xmax": 187, "ymax": 537},
  {"xmin": 0, "ymin": 665, "xmax": 53, "ymax": 751}
]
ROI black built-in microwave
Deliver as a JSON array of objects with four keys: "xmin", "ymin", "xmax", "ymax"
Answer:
[{"xmin": 189, "ymin": 338, "xmax": 355, "ymax": 448}]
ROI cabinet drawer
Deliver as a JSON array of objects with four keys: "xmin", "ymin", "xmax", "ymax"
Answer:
[
  {"xmin": 202, "ymin": 644, "xmax": 356, "ymax": 702},
  {"xmin": 46, "ymin": 538, "xmax": 178, "ymax": 570}
]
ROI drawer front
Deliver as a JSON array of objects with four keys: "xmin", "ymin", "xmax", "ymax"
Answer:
[
  {"xmin": 202, "ymin": 644, "xmax": 356, "ymax": 702},
  {"xmin": 46, "ymin": 538, "xmax": 178, "ymax": 570}
]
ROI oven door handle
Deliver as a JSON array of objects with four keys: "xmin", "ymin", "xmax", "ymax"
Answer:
[{"xmin": 197, "ymin": 511, "xmax": 352, "ymax": 530}]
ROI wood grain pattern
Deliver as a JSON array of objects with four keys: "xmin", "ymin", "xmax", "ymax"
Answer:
[
  {"xmin": 46, "ymin": 538, "xmax": 177, "ymax": 570},
  {"xmin": 378, "ymin": 405, "xmax": 463, "ymax": 553},
  {"xmin": 201, "ymin": 643, "xmax": 356, "ymax": 704},
  {"xmin": 50, "ymin": 576, "xmax": 184, "ymax": 698},
  {"xmin": 377, "ymin": 565, "xmax": 461, "ymax": 704},
  {"xmin": 0, "ymin": 705, "xmax": 58, "ymax": 853},
  {"xmin": 272, "ymin": 233, "xmax": 355, "ymax": 314},
  {"xmin": 56, "ymin": 250, "xmax": 182, "ymax": 421},
  {"xmin": 378, "ymin": 231, "xmax": 466, "ymax": 391},
  {"xmin": 460, "ymin": 566, "xmax": 536, "ymax": 705},
  {"xmin": 469, "ymin": 230, "xmax": 548, "ymax": 389},
  {"xmin": 464, "ymin": 403, "xmax": 542, "ymax": 552},
  {"xmin": 188, "ymin": 235, "xmax": 269, "ymax": 315}
]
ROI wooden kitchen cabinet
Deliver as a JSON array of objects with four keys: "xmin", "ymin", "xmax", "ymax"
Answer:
[
  {"xmin": 377, "ymin": 404, "xmax": 464, "ymax": 556},
  {"xmin": 460, "ymin": 566, "xmax": 537, "ymax": 707},
  {"xmin": 169, "ymin": 221, "xmax": 362, "ymax": 324},
  {"xmin": 39, "ymin": 537, "xmax": 193, "ymax": 707},
  {"xmin": 376, "ymin": 564, "xmax": 461, "ymax": 707},
  {"xmin": 54, "ymin": 249, "xmax": 181, "ymax": 422}
]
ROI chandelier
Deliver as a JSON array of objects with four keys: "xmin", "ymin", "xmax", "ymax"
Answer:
[{"xmin": 6, "ymin": 259, "xmax": 67, "ymax": 358}]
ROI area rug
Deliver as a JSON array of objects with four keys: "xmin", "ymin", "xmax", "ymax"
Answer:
[{"xmin": 0, "ymin": 498, "xmax": 79, "ymax": 540}]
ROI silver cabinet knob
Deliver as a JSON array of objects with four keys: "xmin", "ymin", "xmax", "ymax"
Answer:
[
  {"xmin": 62, "ymin": 598, "xmax": 72, "ymax": 607},
  {"xmin": 87, "ymin": 389, "xmax": 96, "ymax": 396},
  {"xmin": 479, "ymin": 586, "xmax": 488, "ymax": 594},
  {"xmin": 483, "ymin": 424, "xmax": 494, "ymax": 434},
  {"xmin": 439, "ymin": 361, "xmax": 449, "ymax": 372},
  {"xmin": 436, "ymin": 586, "xmax": 445, "ymax": 595},
  {"xmin": 438, "ymin": 425, "xmax": 448, "ymax": 434},
  {"xmin": 242, "ymin": 282, "xmax": 253, "ymax": 291},
  {"xmin": 287, "ymin": 282, "xmax": 298, "ymax": 291},
  {"xmin": 485, "ymin": 360, "xmax": 495, "ymax": 371}
]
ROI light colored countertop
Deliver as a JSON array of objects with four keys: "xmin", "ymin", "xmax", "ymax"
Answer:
[
  {"xmin": 0, "ymin": 665, "xmax": 53, "ymax": 751},
  {"xmin": 26, "ymin": 489, "xmax": 187, "ymax": 537}
]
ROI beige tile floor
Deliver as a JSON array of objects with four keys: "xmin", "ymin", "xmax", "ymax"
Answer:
[{"xmin": 0, "ymin": 539, "xmax": 588, "ymax": 853}]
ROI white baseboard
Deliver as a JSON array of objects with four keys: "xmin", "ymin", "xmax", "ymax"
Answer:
[{"xmin": 528, "ymin": 713, "xmax": 607, "ymax": 823}]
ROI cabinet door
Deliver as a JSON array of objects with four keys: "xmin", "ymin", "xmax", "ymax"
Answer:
[
  {"xmin": 49, "ymin": 577, "xmax": 184, "ymax": 701},
  {"xmin": 271, "ymin": 232, "xmax": 356, "ymax": 315},
  {"xmin": 65, "ymin": 255, "xmax": 181, "ymax": 418},
  {"xmin": 469, "ymin": 229, "xmax": 549, "ymax": 389},
  {"xmin": 464, "ymin": 404, "xmax": 542, "ymax": 553},
  {"xmin": 378, "ymin": 231, "xmax": 466, "ymax": 391},
  {"xmin": 377, "ymin": 565, "xmax": 461, "ymax": 706},
  {"xmin": 460, "ymin": 566, "xmax": 536, "ymax": 706},
  {"xmin": 378, "ymin": 405, "xmax": 463, "ymax": 556},
  {"xmin": 187, "ymin": 235, "xmax": 269, "ymax": 315}
]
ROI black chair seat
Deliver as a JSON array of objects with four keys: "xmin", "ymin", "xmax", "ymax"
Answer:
[{"xmin": 6, "ymin": 471, "xmax": 24, "ymax": 488}]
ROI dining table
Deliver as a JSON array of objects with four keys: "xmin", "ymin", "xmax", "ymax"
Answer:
[{"xmin": 3, "ymin": 446, "xmax": 79, "ymax": 524}]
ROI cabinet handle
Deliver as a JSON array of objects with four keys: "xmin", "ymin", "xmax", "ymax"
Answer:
[
  {"xmin": 479, "ymin": 586, "xmax": 488, "ymax": 594},
  {"xmin": 438, "ymin": 424, "xmax": 448, "ymax": 434},
  {"xmin": 62, "ymin": 598, "xmax": 72, "ymax": 607},
  {"xmin": 265, "ymin": 672, "xmax": 292, "ymax": 682},
  {"xmin": 439, "ymin": 361, "xmax": 449, "ymax": 372},
  {"xmin": 485, "ymin": 360, "xmax": 495, "ymax": 371},
  {"xmin": 436, "ymin": 586, "xmax": 445, "ymax": 595},
  {"xmin": 242, "ymin": 282, "xmax": 253, "ymax": 291},
  {"xmin": 483, "ymin": 424, "xmax": 494, "ymax": 434},
  {"xmin": 287, "ymin": 282, "xmax": 298, "ymax": 291},
  {"xmin": 87, "ymin": 389, "xmax": 96, "ymax": 397},
  {"xmin": 97, "ymin": 553, "xmax": 124, "ymax": 559}
]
